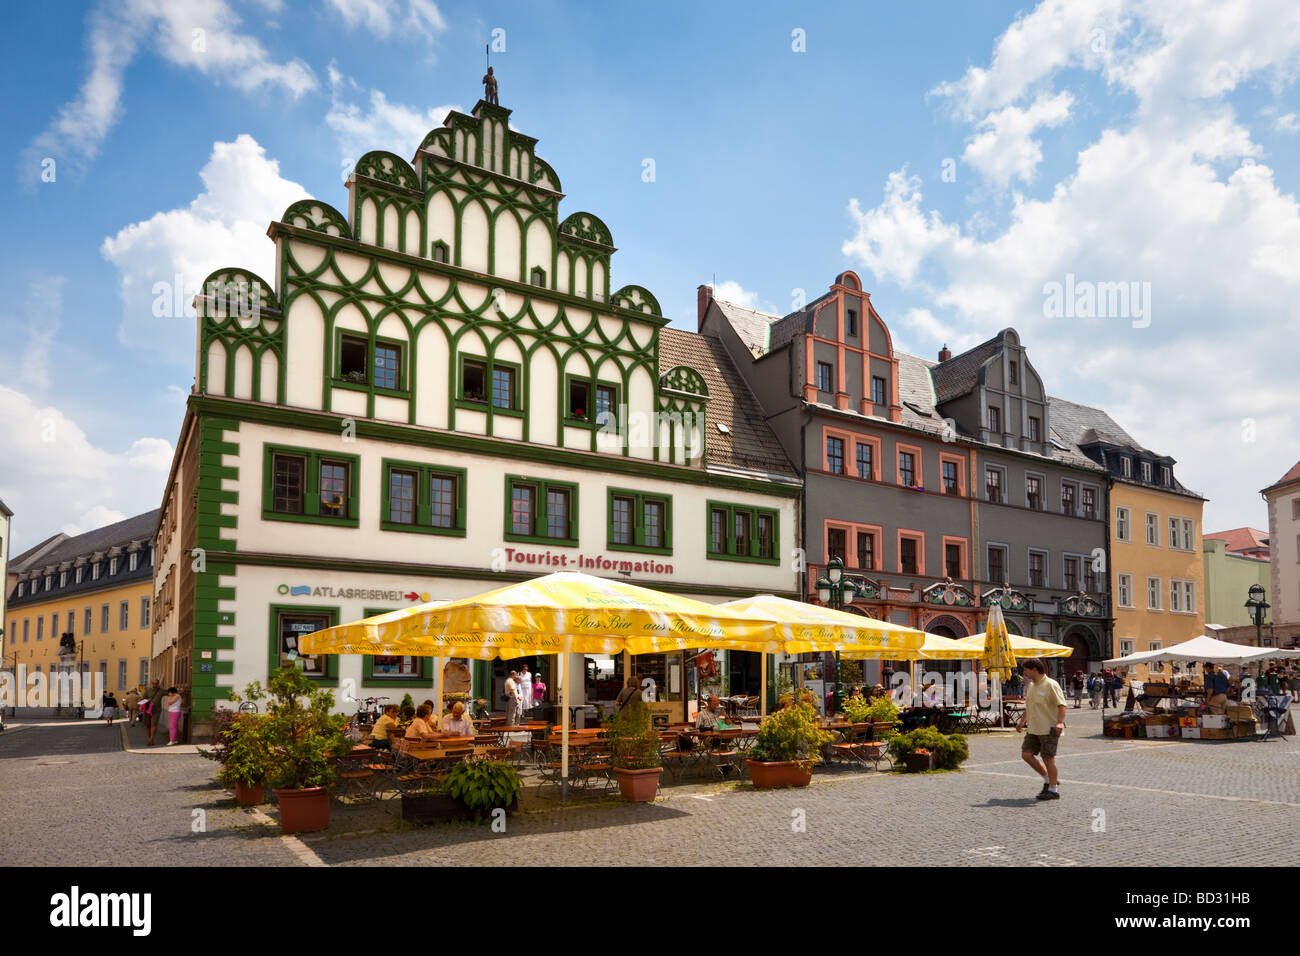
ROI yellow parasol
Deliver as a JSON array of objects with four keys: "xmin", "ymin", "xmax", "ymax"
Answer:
[
  {"xmin": 715, "ymin": 594, "xmax": 925, "ymax": 654},
  {"xmin": 953, "ymin": 629, "xmax": 1074, "ymax": 661},
  {"xmin": 973, "ymin": 603, "xmax": 1018, "ymax": 681},
  {"xmin": 840, "ymin": 632, "xmax": 982, "ymax": 662}
]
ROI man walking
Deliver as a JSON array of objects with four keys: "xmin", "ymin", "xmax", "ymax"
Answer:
[
  {"xmin": 1016, "ymin": 658, "xmax": 1067, "ymax": 801},
  {"xmin": 144, "ymin": 678, "xmax": 166, "ymax": 746}
]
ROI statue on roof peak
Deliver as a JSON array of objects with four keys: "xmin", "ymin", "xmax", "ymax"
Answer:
[{"xmin": 482, "ymin": 66, "xmax": 499, "ymax": 106}]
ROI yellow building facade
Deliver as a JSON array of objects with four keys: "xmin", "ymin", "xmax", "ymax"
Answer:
[
  {"xmin": 1111, "ymin": 482, "xmax": 1206, "ymax": 680},
  {"xmin": 4, "ymin": 512, "xmax": 159, "ymax": 696}
]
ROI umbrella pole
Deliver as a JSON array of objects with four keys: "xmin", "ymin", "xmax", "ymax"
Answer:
[
  {"xmin": 432, "ymin": 655, "xmax": 442, "ymax": 722},
  {"xmin": 560, "ymin": 637, "xmax": 571, "ymax": 804},
  {"xmin": 760, "ymin": 653, "xmax": 768, "ymax": 717}
]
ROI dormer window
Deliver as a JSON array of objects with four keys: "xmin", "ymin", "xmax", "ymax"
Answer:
[
  {"xmin": 129, "ymin": 552, "xmax": 138, "ymax": 572},
  {"xmin": 1141, "ymin": 461, "xmax": 1152, "ymax": 483},
  {"xmin": 109, "ymin": 557, "xmax": 118, "ymax": 575},
  {"xmin": 16, "ymin": 582, "xmax": 23, "ymax": 597},
  {"xmin": 1161, "ymin": 466, "xmax": 1170, "ymax": 485},
  {"xmin": 75, "ymin": 567, "xmax": 83, "ymax": 584},
  {"xmin": 45, "ymin": 575, "xmax": 52, "ymax": 590},
  {"xmin": 93, "ymin": 562, "xmax": 101, "ymax": 580},
  {"xmin": 59, "ymin": 571, "xmax": 67, "ymax": 587},
  {"xmin": 1121, "ymin": 456, "xmax": 1132, "ymax": 477}
]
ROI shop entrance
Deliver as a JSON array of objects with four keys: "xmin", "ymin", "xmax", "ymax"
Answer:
[{"xmin": 728, "ymin": 651, "xmax": 763, "ymax": 700}]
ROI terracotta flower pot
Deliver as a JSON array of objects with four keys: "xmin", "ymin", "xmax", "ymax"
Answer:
[
  {"xmin": 273, "ymin": 786, "xmax": 330, "ymax": 834},
  {"xmin": 233, "ymin": 780, "xmax": 265, "ymax": 806},
  {"xmin": 614, "ymin": 767, "xmax": 662, "ymax": 803},
  {"xmin": 747, "ymin": 760, "xmax": 814, "ymax": 789}
]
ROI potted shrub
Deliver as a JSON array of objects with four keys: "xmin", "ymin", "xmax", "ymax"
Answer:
[
  {"xmin": 746, "ymin": 703, "xmax": 832, "ymax": 788},
  {"xmin": 221, "ymin": 715, "xmax": 274, "ymax": 805},
  {"xmin": 445, "ymin": 759, "xmax": 522, "ymax": 817},
  {"xmin": 605, "ymin": 703, "xmax": 663, "ymax": 802},
  {"xmin": 887, "ymin": 726, "xmax": 969, "ymax": 772},
  {"xmin": 262, "ymin": 665, "xmax": 353, "ymax": 834}
]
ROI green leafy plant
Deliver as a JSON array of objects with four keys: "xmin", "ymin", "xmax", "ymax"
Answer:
[
  {"xmin": 747, "ymin": 703, "xmax": 832, "ymax": 770},
  {"xmin": 472, "ymin": 698, "xmax": 490, "ymax": 719},
  {"xmin": 887, "ymin": 726, "xmax": 969, "ymax": 770},
  {"xmin": 400, "ymin": 693, "xmax": 415, "ymax": 712},
  {"xmin": 260, "ymin": 665, "xmax": 353, "ymax": 791},
  {"xmin": 442, "ymin": 759, "xmax": 521, "ymax": 817},
  {"xmin": 604, "ymin": 702, "xmax": 662, "ymax": 770},
  {"xmin": 843, "ymin": 693, "xmax": 901, "ymax": 737},
  {"xmin": 216, "ymin": 715, "xmax": 274, "ymax": 787}
]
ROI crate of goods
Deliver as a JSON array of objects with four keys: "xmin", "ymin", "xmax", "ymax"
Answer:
[
  {"xmin": 1181, "ymin": 725, "xmax": 1202, "ymax": 739},
  {"xmin": 1227, "ymin": 704, "xmax": 1253, "ymax": 721},
  {"xmin": 1103, "ymin": 717, "xmax": 1129, "ymax": 738},
  {"xmin": 1144, "ymin": 682, "xmax": 1171, "ymax": 697},
  {"xmin": 1232, "ymin": 720, "xmax": 1257, "ymax": 738},
  {"xmin": 1148, "ymin": 722, "xmax": 1179, "ymax": 738},
  {"xmin": 1201, "ymin": 714, "xmax": 1228, "ymax": 729},
  {"xmin": 1178, "ymin": 717, "xmax": 1199, "ymax": 728},
  {"xmin": 1201, "ymin": 726, "xmax": 1231, "ymax": 739}
]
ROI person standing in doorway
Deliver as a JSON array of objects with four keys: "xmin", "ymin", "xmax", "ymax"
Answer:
[
  {"xmin": 1016, "ymin": 658, "xmax": 1067, "ymax": 800},
  {"xmin": 519, "ymin": 665, "xmax": 533, "ymax": 719},
  {"xmin": 164, "ymin": 686, "xmax": 183, "ymax": 746},
  {"xmin": 144, "ymin": 678, "xmax": 166, "ymax": 746}
]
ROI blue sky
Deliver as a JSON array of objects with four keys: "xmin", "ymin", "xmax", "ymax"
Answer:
[{"xmin": 3, "ymin": 0, "xmax": 1299, "ymax": 552}]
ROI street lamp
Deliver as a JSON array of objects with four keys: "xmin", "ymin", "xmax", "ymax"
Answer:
[
  {"xmin": 1244, "ymin": 584, "xmax": 1270, "ymax": 648},
  {"xmin": 815, "ymin": 556, "xmax": 858, "ymax": 716}
]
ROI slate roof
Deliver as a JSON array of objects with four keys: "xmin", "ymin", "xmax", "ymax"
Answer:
[
  {"xmin": 930, "ymin": 333, "xmax": 1005, "ymax": 404},
  {"xmin": 9, "ymin": 510, "xmax": 160, "ymax": 573},
  {"xmin": 712, "ymin": 300, "xmax": 781, "ymax": 357},
  {"xmin": 1204, "ymin": 527, "xmax": 1270, "ymax": 555},
  {"xmin": 658, "ymin": 327, "xmax": 798, "ymax": 481}
]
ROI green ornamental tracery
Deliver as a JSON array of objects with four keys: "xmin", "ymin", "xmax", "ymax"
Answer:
[
  {"xmin": 353, "ymin": 151, "xmax": 420, "ymax": 192},
  {"xmin": 197, "ymin": 268, "xmax": 284, "ymax": 403},
  {"xmin": 282, "ymin": 199, "xmax": 350, "ymax": 237}
]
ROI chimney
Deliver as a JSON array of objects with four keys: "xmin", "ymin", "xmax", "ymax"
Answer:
[
  {"xmin": 697, "ymin": 284, "xmax": 714, "ymax": 332},
  {"xmin": 938, "ymin": 344, "xmax": 952, "ymax": 362}
]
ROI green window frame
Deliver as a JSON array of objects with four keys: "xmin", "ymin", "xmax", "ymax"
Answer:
[
  {"xmin": 380, "ymin": 459, "xmax": 468, "ymax": 536},
  {"xmin": 504, "ymin": 475, "xmax": 579, "ymax": 546},
  {"xmin": 361, "ymin": 607, "xmax": 428, "ymax": 685},
  {"xmin": 262, "ymin": 444, "xmax": 361, "ymax": 527},
  {"xmin": 564, "ymin": 373, "xmax": 620, "ymax": 429},
  {"xmin": 457, "ymin": 355, "xmax": 523, "ymax": 416},
  {"xmin": 705, "ymin": 500, "xmax": 780, "ymax": 564},
  {"xmin": 606, "ymin": 488, "xmax": 673, "ymax": 554},
  {"xmin": 268, "ymin": 604, "xmax": 339, "ymax": 686},
  {"xmin": 332, "ymin": 328, "xmax": 409, "ymax": 396},
  {"xmin": 430, "ymin": 240, "xmax": 450, "ymax": 263}
]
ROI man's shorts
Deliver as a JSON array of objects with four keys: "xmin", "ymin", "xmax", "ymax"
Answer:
[{"xmin": 1022, "ymin": 732, "xmax": 1059, "ymax": 758}]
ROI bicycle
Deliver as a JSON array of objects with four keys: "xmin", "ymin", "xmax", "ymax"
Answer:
[{"xmin": 344, "ymin": 694, "xmax": 390, "ymax": 729}]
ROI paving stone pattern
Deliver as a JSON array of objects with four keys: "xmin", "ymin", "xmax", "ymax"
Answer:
[{"xmin": 1, "ymin": 709, "xmax": 1295, "ymax": 867}]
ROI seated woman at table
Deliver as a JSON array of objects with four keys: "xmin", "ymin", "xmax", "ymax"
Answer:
[
  {"xmin": 368, "ymin": 704, "xmax": 400, "ymax": 750},
  {"xmin": 437, "ymin": 700, "xmax": 475, "ymax": 738},
  {"xmin": 405, "ymin": 704, "xmax": 439, "ymax": 741}
]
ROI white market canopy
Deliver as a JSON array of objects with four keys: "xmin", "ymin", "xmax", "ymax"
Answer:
[{"xmin": 1104, "ymin": 634, "xmax": 1290, "ymax": 666}]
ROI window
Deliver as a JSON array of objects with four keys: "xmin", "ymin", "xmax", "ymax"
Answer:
[
  {"xmin": 59, "ymin": 570, "xmax": 67, "ymax": 587},
  {"xmin": 84, "ymin": 608, "xmax": 91, "ymax": 634},
  {"xmin": 1293, "ymin": 498, "xmax": 1300, "ymax": 520},
  {"xmin": 101, "ymin": 605, "xmax": 109, "ymax": 632},
  {"xmin": 827, "ymin": 528, "xmax": 847, "ymax": 562},
  {"xmin": 856, "ymin": 531, "xmax": 876, "ymax": 571},
  {"xmin": 460, "ymin": 358, "xmax": 519, "ymax": 410},
  {"xmin": 530, "ymin": 266, "xmax": 547, "ymax": 287},
  {"xmin": 1008, "ymin": 362, "xmax": 1018, "ymax": 385},
  {"xmin": 1183, "ymin": 580, "xmax": 1194, "ymax": 613},
  {"xmin": 68, "ymin": 610, "xmax": 75, "ymax": 634},
  {"xmin": 1082, "ymin": 486, "xmax": 1096, "ymax": 520},
  {"xmin": 1181, "ymin": 518, "xmax": 1193, "ymax": 551},
  {"xmin": 1119, "ymin": 639, "xmax": 1135, "ymax": 656},
  {"xmin": 275, "ymin": 609, "xmax": 336, "ymax": 679},
  {"xmin": 986, "ymin": 467, "xmax": 1004, "ymax": 503},
  {"xmin": 567, "ymin": 377, "xmax": 619, "ymax": 426},
  {"xmin": 1148, "ymin": 642, "xmax": 1164, "ymax": 672},
  {"xmin": 1141, "ymin": 461, "xmax": 1152, "ymax": 483},
  {"xmin": 855, "ymin": 442, "xmax": 874, "ymax": 479},
  {"xmin": 898, "ymin": 451, "xmax": 916, "ymax": 487},
  {"xmin": 93, "ymin": 561, "xmax": 101, "ymax": 580},
  {"xmin": 506, "ymin": 476, "xmax": 577, "ymax": 544},
  {"xmin": 899, "ymin": 537, "xmax": 919, "ymax": 575},
  {"xmin": 46, "ymin": 574, "xmax": 53, "ymax": 589},
  {"xmin": 816, "ymin": 362, "xmax": 834, "ymax": 393},
  {"xmin": 1115, "ymin": 507, "xmax": 1130, "ymax": 541},
  {"xmin": 109, "ymin": 558, "xmax": 118, "ymax": 576},
  {"xmin": 1028, "ymin": 416, "xmax": 1040, "ymax": 442},
  {"xmin": 607, "ymin": 490, "xmax": 671, "ymax": 552},
  {"xmin": 36, "ymin": 617, "xmax": 43, "ymax": 642},
  {"xmin": 945, "ymin": 542, "xmax": 963, "ymax": 579},
  {"xmin": 846, "ymin": 308, "xmax": 858, "ymax": 336},
  {"xmin": 141, "ymin": 597, "xmax": 150, "ymax": 629},
  {"xmin": 1145, "ymin": 513, "xmax": 1159, "ymax": 546},
  {"xmin": 265, "ymin": 446, "xmax": 360, "ymax": 526},
  {"xmin": 987, "ymin": 546, "xmax": 1006, "ymax": 585},
  {"xmin": 75, "ymin": 567, "xmax": 83, "ymax": 584},
  {"xmin": 336, "ymin": 334, "xmax": 403, "ymax": 391},
  {"xmin": 117, "ymin": 660, "xmax": 127, "ymax": 691},
  {"xmin": 1026, "ymin": 476, "xmax": 1043, "ymax": 511},
  {"xmin": 1121, "ymin": 456, "xmax": 1132, "ymax": 477},
  {"xmin": 462, "ymin": 358, "xmax": 487, "ymax": 402},
  {"xmin": 1170, "ymin": 580, "xmax": 1181, "ymax": 612},
  {"xmin": 708, "ymin": 502, "xmax": 779, "ymax": 563},
  {"xmin": 1061, "ymin": 483, "xmax": 1076, "ymax": 516},
  {"xmin": 942, "ymin": 460, "xmax": 959, "ymax": 495},
  {"xmin": 1147, "ymin": 576, "xmax": 1161, "ymax": 610},
  {"xmin": 431, "ymin": 240, "xmax": 449, "ymax": 263},
  {"xmin": 1118, "ymin": 573, "xmax": 1133, "ymax": 608},
  {"xmin": 1169, "ymin": 516, "xmax": 1179, "ymax": 549},
  {"xmin": 826, "ymin": 437, "xmax": 845, "ymax": 475},
  {"xmin": 16, "ymin": 582, "xmax": 23, "ymax": 598},
  {"xmin": 380, "ymin": 460, "xmax": 466, "ymax": 534},
  {"xmin": 1161, "ymin": 466, "xmax": 1170, "ymax": 485},
  {"xmin": 1029, "ymin": 551, "xmax": 1046, "ymax": 587},
  {"xmin": 1084, "ymin": 562, "xmax": 1098, "ymax": 593},
  {"xmin": 492, "ymin": 367, "xmax": 515, "ymax": 409},
  {"xmin": 139, "ymin": 659, "xmax": 149, "ymax": 686},
  {"xmin": 988, "ymin": 406, "xmax": 1001, "ymax": 433},
  {"xmin": 871, "ymin": 376, "xmax": 887, "ymax": 407},
  {"xmin": 119, "ymin": 601, "xmax": 129, "ymax": 630},
  {"xmin": 339, "ymin": 335, "xmax": 366, "ymax": 382},
  {"xmin": 1064, "ymin": 556, "xmax": 1079, "ymax": 591}
]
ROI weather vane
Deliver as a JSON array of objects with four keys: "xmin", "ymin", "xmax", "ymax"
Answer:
[{"xmin": 482, "ymin": 43, "xmax": 499, "ymax": 105}]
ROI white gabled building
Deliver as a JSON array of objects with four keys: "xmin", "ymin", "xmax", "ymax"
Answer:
[{"xmin": 153, "ymin": 93, "xmax": 801, "ymax": 738}]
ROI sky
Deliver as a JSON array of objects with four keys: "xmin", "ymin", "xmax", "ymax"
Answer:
[{"xmin": 2, "ymin": 0, "xmax": 1298, "ymax": 553}]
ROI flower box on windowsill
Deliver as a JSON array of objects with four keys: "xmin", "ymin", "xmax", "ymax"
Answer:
[{"xmin": 908, "ymin": 485, "xmax": 925, "ymax": 492}]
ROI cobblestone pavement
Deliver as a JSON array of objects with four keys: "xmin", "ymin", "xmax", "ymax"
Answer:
[{"xmin": 2, "ymin": 708, "xmax": 1295, "ymax": 867}]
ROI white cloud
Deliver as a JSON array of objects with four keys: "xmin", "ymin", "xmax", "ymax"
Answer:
[
  {"xmin": 326, "ymin": 0, "xmax": 447, "ymax": 41},
  {"xmin": 962, "ymin": 91, "xmax": 1074, "ymax": 186},
  {"xmin": 1274, "ymin": 112, "xmax": 1300, "ymax": 134},
  {"xmin": 710, "ymin": 280, "xmax": 766, "ymax": 312},
  {"xmin": 327, "ymin": 63, "xmax": 460, "ymax": 166},
  {"xmin": 0, "ymin": 272, "xmax": 67, "ymax": 393},
  {"xmin": 848, "ymin": 0, "xmax": 1300, "ymax": 530},
  {"xmin": 20, "ymin": 0, "xmax": 315, "ymax": 183},
  {"xmin": 100, "ymin": 135, "xmax": 309, "ymax": 362},
  {"xmin": 0, "ymin": 385, "xmax": 172, "ymax": 551}
]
